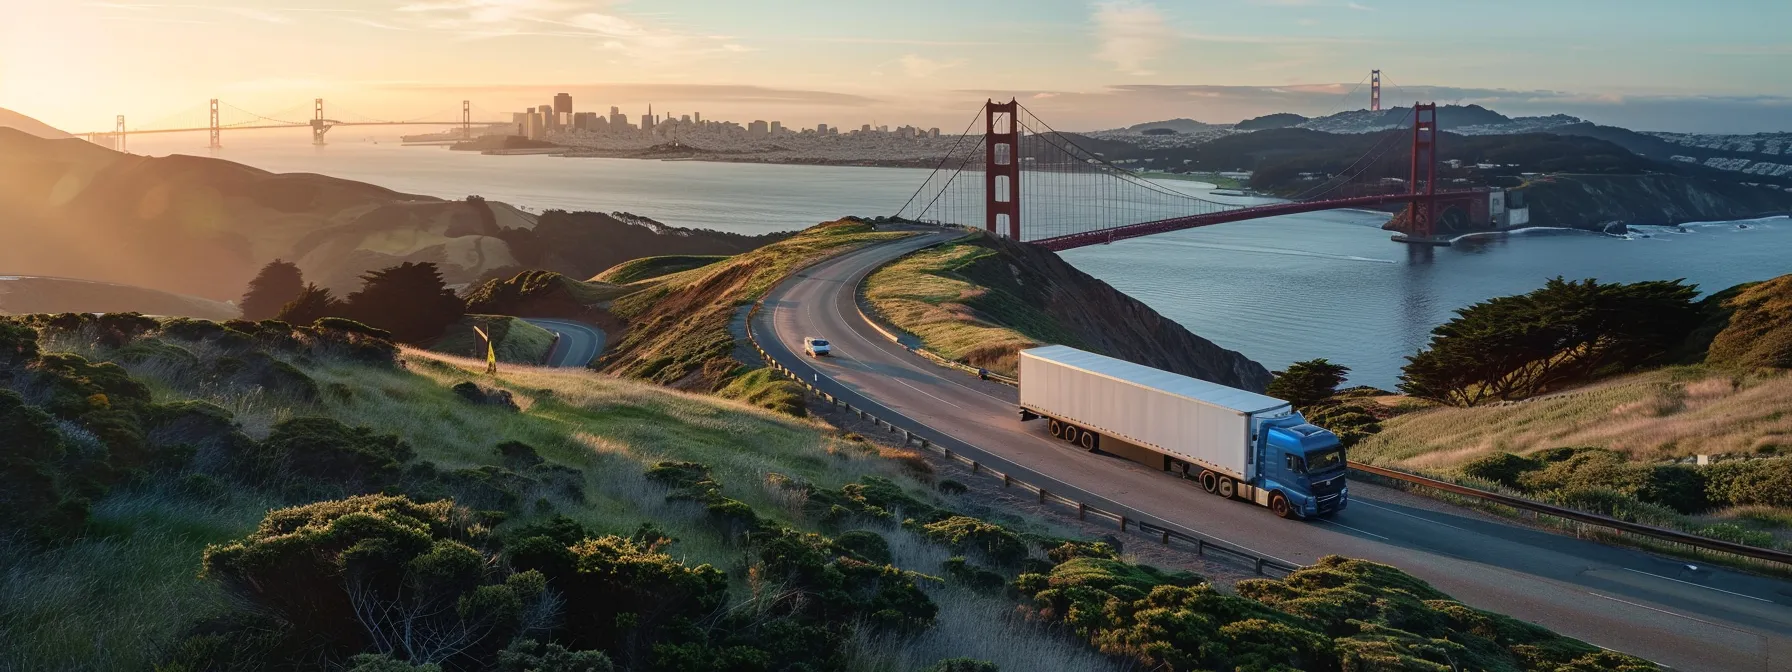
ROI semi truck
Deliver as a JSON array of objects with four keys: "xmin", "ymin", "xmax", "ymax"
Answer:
[{"xmin": 1017, "ymin": 345, "xmax": 1347, "ymax": 519}]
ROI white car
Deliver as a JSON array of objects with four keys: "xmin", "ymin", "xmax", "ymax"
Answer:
[{"xmin": 803, "ymin": 337, "xmax": 831, "ymax": 357}]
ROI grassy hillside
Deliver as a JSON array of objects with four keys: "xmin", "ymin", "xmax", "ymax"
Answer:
[
  {"xmin": 431, "ymin": 314, "xmax": 558, "ymax": 364},
  {"xmin": 1705, "ymin": 274, "xmax": 1792, "ymax": 369},
  {"xmin": 462, "ymin": 269, "xmax": 634, "ymax": 320},
  {"xmin": 0, "ymin": 107, "xmax": 74, "ymax": 139},
  {"xmin": 600, "ymin": 220, "xmax": 912, "ymax": 389},
  {"xmin": 0, "ymin": 129, "xmax": 788, "ymax": 302},
  {"xmin": 0, "ymin": 276, "xmax": 238, "ymax": 320},
  {"xmin": 0, "ymin": 313, "xmax": 1093, "ymax": 670},
  {"xmin": 0, "ymin": 314, "xmax": 1650, "ymax": 671},
  {"xmin": 1356, "ymin": 366, "xmax": 1792, "ymax": 468},
  {"xmin": 593, "ymin": 254, "xmax": 729, "ymax": 284},
  {"xmin": 863, "ymin": 232, "xmax": 1271, "ymax": 390}
]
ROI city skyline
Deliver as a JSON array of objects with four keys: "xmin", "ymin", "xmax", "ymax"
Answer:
[{"xmin": 5, "ymin": 1, "xmax": 1791, "ymax": 134}]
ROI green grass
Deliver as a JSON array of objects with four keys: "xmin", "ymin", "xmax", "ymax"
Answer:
[
  {"xmin": 1354, "ymin": 366, "xmax": 1792, "ymax": 469},
  {"xmin": 715, "ymin": 366, "xmax": 807, "ymax": 416},
  {"xmin": 1, "ymin": 342, "xmax": 924, "ymax": 670},
  {"xmin": 592, "ymin": 254, "xmax": 730, "ymax": 284},
  {"xmin": 431, "ymin": 314, "xmax": 558, "ymax": 363},
  {"xmin": 602, "ymin": 220, "xmax": 912, "ymax": 388},
  {"xmin": 863, "ymin": 240, "xmax": 1083, "ymax": 376}
]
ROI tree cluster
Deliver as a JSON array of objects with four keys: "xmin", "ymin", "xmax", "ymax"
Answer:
[
  {"xmin": 250, "ymin": 260, "xmax": 467, "ymax": 345},
  {"xmin": 1400, "ymin": 277, "xmax": 1702, "ymax": 406}
]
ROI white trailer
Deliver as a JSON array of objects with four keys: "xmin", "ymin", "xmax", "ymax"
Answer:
[{"xmin": 1017, "ymin": 345, "xmax": 1348, "ymax": 518}]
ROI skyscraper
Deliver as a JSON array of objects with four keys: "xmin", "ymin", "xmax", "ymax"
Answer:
[
  {"xmin": 816, "ymin": 123, "xmax": 829, "ymax": 135},
  {"xmin": 554, "ymin": 93, "xmax": 572, "ymax": 115},
  {"xmin": 609, "ymin": 106, "xmax": 627, "ymax": 130},
  {"xmin": 537, "ymin": 105, "xmax": 555, "ymax": 131},
  {"xmin": 748, "ymin": 120, "xmax": 769, "ymax": 137},
  {"xmin": 640, "ymin": 104, "xmax": 655, "ymax": 134},
  {"xmin": 770, "ymin": 121, "xmax": 783, "ymax": 135}
]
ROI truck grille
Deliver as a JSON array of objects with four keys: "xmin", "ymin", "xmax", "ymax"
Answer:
[{"xmin": 1310, "ymin": 475, "xmax": 1345, "ymax": 496}]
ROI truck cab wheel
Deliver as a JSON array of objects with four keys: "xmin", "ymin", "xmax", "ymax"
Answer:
[
  {"xmin": 1217, "ymin": 477, "xmax": 1236, "ymax": 499},
  {"xmin": 1047, "ymin": 419, "xmax": 1063, "ymax": 438},
  {"xmin": 1199, "ymin": 470, "xmax": 1218, "ymax": 494},
  {"xmin": 1270, "ymin": 492, "xmax": 1294, "ymax": 519}
]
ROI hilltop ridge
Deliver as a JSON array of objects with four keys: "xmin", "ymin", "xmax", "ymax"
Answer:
[{"xmin": 0, "ymin": 127, "xmax": 780, "ymax": 301}]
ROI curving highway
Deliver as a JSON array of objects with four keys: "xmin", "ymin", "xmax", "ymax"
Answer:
[
  {"xmin": 752, "ymin": 232, "xmax": 1792, "ymax": 672},
  {"xmin": 522, "ymin": 318, "xmax": 605, "ymax": 368}
]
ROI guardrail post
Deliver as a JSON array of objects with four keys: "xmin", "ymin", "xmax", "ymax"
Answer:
[
  {"xmin": 970, "ymin": 461, "xmax": 979, "ymax": 474},
  {"xmin": 1077, "ymin": 502, "xmax": 1086, "ymax": 520},
  {"xmin": 903, "ymin": 430, "xmax": 913, "ymax": 443},
  {"xmin": 1038, "ymin": 488, "xmax": 1046, "ymax": 503},
  {"xmin": 1160, "ymin": 530, "xmax": 1170, "ymax": 545},
  {"xmin": 1196, "ymin": 539, "xmax": 1205, "ymax": 556},
  {"xmin": 1002, "ymin": 473, "xmax": 1011, "ymax": 487},
  {"xmin": 1254, "ymin": 558, "xmax": 1266, "ymax": 576},
  {"xmin": 1118, "ymin": 516, "xmax": 1127, "ymax": 532},
  {"xmin": 919, "ymin": 438, "xmax": 929, "ymax": 449}
]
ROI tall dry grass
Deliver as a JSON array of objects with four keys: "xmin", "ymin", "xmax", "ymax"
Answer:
[{"xmin": 1356, "ymin": 366, "xmax": 1792, "ymax": 468}]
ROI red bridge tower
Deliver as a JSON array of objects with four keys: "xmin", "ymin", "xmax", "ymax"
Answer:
[
  {"xmin": 984, "ymin": 99, "xmax": 1021, "ymax": 239},
  {"xmin": 1405, "ymin": 102, "xmax": 1439, "ymax": 239}
]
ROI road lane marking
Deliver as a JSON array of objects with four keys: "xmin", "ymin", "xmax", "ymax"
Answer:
[
  {"xmin": 1583, "ymin": 591, "xmax": 1755, "ymax": 633},
  {"xmin": 1621, "ymin": 568, "xmax": 1776, "ymax": 603},
  {"xmin": 1353, "ymin": 500, "xmax": 1474, "ymax": 533},
  {"xmin": 1317, "ymin": 518, "xmax": 1390, "ymax": 540}
]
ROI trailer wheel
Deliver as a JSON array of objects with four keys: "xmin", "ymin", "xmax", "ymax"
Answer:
[
  {"xmin": 1047, "ymin": 419, "xmax": 1063, "ymax": 438},
  {"xmin": 1079, "ymin": 430, "xmax": 1098, "ymax": 451},
  {"xmin": 1270, "ymin": 492, "xmax": 1294, "ymax": 519},
  {"xmin": 1217, "ymin": 477, "xmax": 1236, "ymax": 499},
  {"xmin": 1061, "ymin": 425, "xmax": 1080, "ymax": 444},
  {"xmin": 1199, "ymin": 470, "xmax": 1218, "ymax": 494}
]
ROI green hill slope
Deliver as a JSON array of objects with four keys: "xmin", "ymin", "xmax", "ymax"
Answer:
[{"xmin": 591, "ymin": 254, "xmax": 729, "ymax": 284}]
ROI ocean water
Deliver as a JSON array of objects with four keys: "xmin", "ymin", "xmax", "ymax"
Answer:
[{"xmin": 127, "ymin": 131, "xmax": 1792, "ymax": 388}]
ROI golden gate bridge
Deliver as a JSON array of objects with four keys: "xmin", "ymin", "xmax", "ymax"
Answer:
[
  {"xmin": 80, "ymin": 98, "xmax": 514, "ymax": 151},
  {"xmin": 894, "ymin": 98, "xmax": 1485, "ymax": 247}
]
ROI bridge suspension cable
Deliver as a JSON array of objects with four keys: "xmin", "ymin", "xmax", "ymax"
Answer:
[{"xmin": 896, "ymin": 98, "xmax": 1473, "ymax": 250}]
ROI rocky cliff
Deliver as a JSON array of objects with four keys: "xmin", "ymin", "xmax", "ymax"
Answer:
[{"xmin": 1515, "ymin": 174, "xmax": 1792, "ymax": 232}]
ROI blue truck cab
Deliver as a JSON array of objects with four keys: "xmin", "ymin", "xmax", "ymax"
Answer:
[{"xmin": 1253, "ymin": 415, "xmax": 1348, "ymax": 518}]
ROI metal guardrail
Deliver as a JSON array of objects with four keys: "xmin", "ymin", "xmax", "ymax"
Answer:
[
  {"xmin": 854, "ymin": 301, "xmax": 1020, "ymax": 387},
  {"xmin": 743, "ymin": 301, "xmax": 1301, "ymax": 578},
  {"xmin": 849, "ymin": 238, "xmax": 1022, "ymax": 387},
  {"xmin": 1349, "ymin": 461, "xmax": 1792, "ymax": 566},
  {"xmin": 842, "ymin": 235, "xmax": 1792, "ymax": 570}
]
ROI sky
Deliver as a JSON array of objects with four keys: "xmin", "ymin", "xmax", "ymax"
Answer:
[{"xmin": 4, "ymin": 0, "xmax": 1790, "ymax": 135}]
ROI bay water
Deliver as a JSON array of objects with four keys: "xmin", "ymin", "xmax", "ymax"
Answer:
[{"xmin": 128, "ymin": 131, "xmax": 1792, "ymax": 388}]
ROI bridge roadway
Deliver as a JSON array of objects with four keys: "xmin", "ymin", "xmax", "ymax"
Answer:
[{"xmin": 753, "ymin": 232, "xmax": 1792, "ymax": 672}]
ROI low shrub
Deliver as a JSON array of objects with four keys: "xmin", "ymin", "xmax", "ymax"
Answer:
[{"xmin": 247, "ymin": 416, "xmax": 414, "ymax": 493}]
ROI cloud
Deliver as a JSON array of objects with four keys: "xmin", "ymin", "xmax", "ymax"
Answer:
[
  {"xmin": 1092, "ymin": 1, "xmax": 1175, "ymax": 76},
  {"xmin": 1346, "ymin": 2, "xmax": 1374, "ymax": 10},
  {"xmin": 898, "ymin": 55, "xmax": 964, "ymax": 78},
  {"xmin": 390, "ymin": 0, "xmax": 747, "ymax": 62},
  {"xmin": 395, "ymin": 82, "xmax": 881, "ymax": 108},
  {"xmin": 225, "ymin": 8, "xmax": 292, "ymax": 24}
]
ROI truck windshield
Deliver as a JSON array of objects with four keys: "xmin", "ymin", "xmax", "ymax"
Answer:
[{"xmin": 1306, "ymin": 448, "xmax": 1345, "ymax": 473}]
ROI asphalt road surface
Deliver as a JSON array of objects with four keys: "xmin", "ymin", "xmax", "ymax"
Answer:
[
  {"xmin": 522, "ymin": 318, "xmax": 605, "ymax": 368},
  {"xmin": 753, "ymin": 232, "xmax": 1792, "ymax": 672}
]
